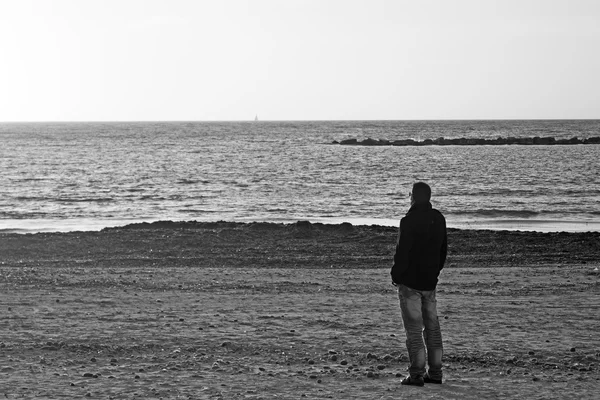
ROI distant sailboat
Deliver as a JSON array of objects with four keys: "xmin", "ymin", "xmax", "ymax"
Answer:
[{"xmin": 254, "ymin": 115, "xmax": 258, "ymax": 121}]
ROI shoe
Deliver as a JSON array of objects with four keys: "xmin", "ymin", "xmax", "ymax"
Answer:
[
  {"xmin": 401, "ymin": 375, "xmax": 424, "ymax": 386},
  {"xmin": 423, "ymin": 373, "xmax": 442, "ymax": 384}
]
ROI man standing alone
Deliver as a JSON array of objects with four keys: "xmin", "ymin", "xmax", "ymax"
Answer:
[{"xmin": 391, "ymin": 182, "xmax": 447, "ymax": 386}]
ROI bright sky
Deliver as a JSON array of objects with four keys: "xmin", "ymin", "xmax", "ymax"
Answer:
[{"xmin": 1, "ymin": 0, "xmax": 599, "ymax": 121}]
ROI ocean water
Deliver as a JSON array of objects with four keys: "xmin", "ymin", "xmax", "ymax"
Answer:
[{"xmin": 1, "ymin": 120, "xmax": 599, "ymax": 233}]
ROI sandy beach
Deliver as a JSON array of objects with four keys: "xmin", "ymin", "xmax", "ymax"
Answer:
[{"xmin": 1, "ymin": 221, "xmax": 599, "ymax": 399}]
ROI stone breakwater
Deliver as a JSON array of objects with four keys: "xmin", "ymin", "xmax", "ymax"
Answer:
[{"xmin": 332, "ymin": 136, "xmax": 600, "ymax": 146}]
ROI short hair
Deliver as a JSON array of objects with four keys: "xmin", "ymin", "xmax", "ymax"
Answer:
[{"xmin": 412, "ymin": 182, "xmax": 431, "ymax": 203}]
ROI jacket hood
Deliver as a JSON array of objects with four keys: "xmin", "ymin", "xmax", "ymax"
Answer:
[{"xmin": 407, "ymin": 202, "xmax": 433, "ymax": 214}]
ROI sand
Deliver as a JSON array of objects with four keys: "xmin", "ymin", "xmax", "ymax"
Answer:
[{"xmin": 1, "ymin": 221, "xmax": 599, "ymax": 399}]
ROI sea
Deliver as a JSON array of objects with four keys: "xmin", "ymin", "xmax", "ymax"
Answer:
[{"xmin": 1, "ymin": 120, "xmax": 599, "ymax": 233}]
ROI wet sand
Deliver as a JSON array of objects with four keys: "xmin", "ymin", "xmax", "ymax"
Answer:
[{"xmin": 1, "ymin": 221, "xmax": 599, "ymax": 399}]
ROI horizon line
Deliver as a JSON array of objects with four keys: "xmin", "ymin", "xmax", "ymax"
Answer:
[{"xmin": 1, "ymin": 117, "xmax": 600, "ymax": 123}]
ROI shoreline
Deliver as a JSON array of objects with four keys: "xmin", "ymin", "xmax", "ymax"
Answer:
[
  {"xmin": 2, "ymin": 220, "xmax": 599, "ymax": 270},
  {"xmin": 1, "ymin": 216, "xmax": 599, "ymax": 234}
]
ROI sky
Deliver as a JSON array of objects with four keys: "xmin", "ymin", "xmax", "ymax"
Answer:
[{"xmin": 1, "ymin": 0, "xmax": 599, "ymax": 121}]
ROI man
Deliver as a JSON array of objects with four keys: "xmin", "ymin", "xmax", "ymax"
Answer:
[{"xmin": 391, "ymin": 182, "xmax": 447, "ymax": 386}]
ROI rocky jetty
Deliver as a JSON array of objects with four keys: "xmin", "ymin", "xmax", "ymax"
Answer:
[{"xmin": 332, "ymin": 136, "xmax": 600, "ymax": 146}]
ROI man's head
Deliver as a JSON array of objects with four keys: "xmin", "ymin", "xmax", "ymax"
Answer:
[{"xmin": 411, "ymin": 182, "xmax": 431, "ymax": 205}]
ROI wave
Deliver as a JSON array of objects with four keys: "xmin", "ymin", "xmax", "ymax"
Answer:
[
  {"xmin": 54, "ymin": 197, "xmax": 114, "ymax": 203},
  {"xmin": 0, "ymin": 212, "xmax": 50, "ymax": 219},
  {"xmin": 177, "ymin": 179, "xmax": 199, "ymax": 185},
  {"xmin": 178, "ymin": 209, "xmax": 218, "ymax": 214},
  {"xmin": 458, "ymin": 188, "xmax": 600, "ymax": 197},
  {"xmin": 176, "ymin": 178, "xmax": 211, "ymax": 185},
  {"xmin": 448, "ymin": 209, "xmax": 600, "ymax": 218},
  {"xmin": 11, "ymin": 195, "xmax": 114, "ymax": 203},
  {"xmin": 12, "ymin": 178, "xmax": 48, "ymax": 182},
  {"xmin": 14, "ymin": 196, "xmax": 55, "ymax": 201},
  {"xmin": 451, "ymin": 209, "xmax": 540, "ymax": 218}
]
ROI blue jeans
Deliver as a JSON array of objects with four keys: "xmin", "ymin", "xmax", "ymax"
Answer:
[{"xmin": 397, "ymin": 284, "xmax": 443, "ymax": 379}]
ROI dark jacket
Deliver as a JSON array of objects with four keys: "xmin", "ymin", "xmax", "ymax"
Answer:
[{"xmin": 390, "ymin": 202, "xmax": 447, "ymax": 291}]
